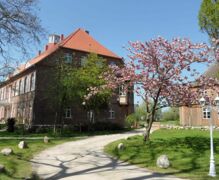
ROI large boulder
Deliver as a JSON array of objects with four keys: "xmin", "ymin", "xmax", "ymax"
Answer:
[
  {"xmin": 1, "ymin": 148, "xmax": 13, "ymax": 156},
  {"xmin": 156, "ymin": 155, "xmax": 170, "ymax": 169},
  {"xmin": 18, "ymin": 141, "xmax": 28, "ymax": 149},
  {"xmin": 44, "ymin": 136, "xmax": 50, "ymax": 143},
  {"xmin": 117, "ymin": 143, "xmax": 125, "ymax": 151}
]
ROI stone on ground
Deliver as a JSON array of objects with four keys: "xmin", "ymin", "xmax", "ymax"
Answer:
[
  {"xmin": 156, "ymin": 154, "xmax": 170, "ymax": 168},
  {"xmin": 18, "ymin": 141, "xmax": 28, "ymax": 149},
  {"xmin": 44, "ymin": 136, "xmax": 50, "ymax": 143},
  {"xmin": 117, "ymin": 143, "xmax": 124, "ymax": 151},
  {"xmin": 1, "ymin": 148, "xmax": 13, "ymax": 156},
  {"xmin": 0, "ymin": 164, "xmax": 5, "ymax": 173}
]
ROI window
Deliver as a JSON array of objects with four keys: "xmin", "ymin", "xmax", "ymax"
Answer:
[
  {"xmin": 18, "ymin": 80, "xmax": 22, "ymax": 95},
  {"xmin": 25, "ymin": 75, "xmax": 30, "ymax": 93},
  {"xmin": 20, "ymin": 78, "xmax": 24, "ymax": 94},
  {"xmin": 30, "ymin": 72, "xmax": 36, "ymax": 91},
  {"xmin": 24, "ymin": 77, "xmax": 27, "ymax": 93},
  {"xmin": 119, "ymin": 84, "xmax": 126, "ymax": 96},
  {"xmin": 64, "ymin": 107, "xmax": 72, "ymax": 118},
  {"xmin": 109, "ymin": 109, "xmax": 115, "ymax": 119},
  {"xmin": 109, "ymin": 61, "xmax": 117, "ymax": 66},
  {"xmin": 80, "ymin": 56, "xmax": 87, "ymax": 66},
  {"xmin": 87, "ymin": 110, "xmax": 95, "ymax": 123},
  {"xmin": 203, "ymin": 107, "xmax": 211, "ymax": 119},
  {"xmin": 65, "ymin": 53, "xmax": 72, "ymax": 63},
  {"xmin": 15, "ymin": 81, "xmax": 19, "ymax": 96}
]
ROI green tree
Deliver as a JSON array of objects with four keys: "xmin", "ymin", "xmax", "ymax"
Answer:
[
  {"xmin": 161, "ymin": 107, "xmax": 179, "ymax": 122},
  {"xmin": 198, "ymin": 0, "xmax": 219, "ymax": 39},
  {"xmin": 47, "ymin": 53, "xmax": 111, "ymax": 131}
]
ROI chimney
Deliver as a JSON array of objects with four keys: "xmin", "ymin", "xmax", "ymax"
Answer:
[
  {"xmin": 85, "ymin": 30, "xmax": 89, "ymax": 34},
  {"xmin": 38, "ymin": 50, "xmax": 41, "ymax": 55},
  {"xmin": 61, "ymin": 34, "xmax": 64, "ymax": 41},
  {"xmin": 48, "ymin": 34, "xmax": 60, "ymax": 44},
  {"xmin": 45, "ymin": 45, "xmax": 48, "ymax": 51}
]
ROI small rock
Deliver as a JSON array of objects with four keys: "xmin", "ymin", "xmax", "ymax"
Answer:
[
  {"xmin": 1, "ymin": 148, "xmax": 13, "ymax": 156},
  {"xmin": 117, "ymin": 143, "xmax": 124, "ymax": 151},
  {"xmin": 156, "ymin": 155, "xmax": 170, "ymax": 169},
  {"xmin": 0, "ymin": 164, "xmax": 5, "ymax": 172},
  {"xmin": 18, "ymin": 141, "xmax": 28, "ymax": 149},
  {"xmin": 44, "ymin": 136, "xmax": 50, "ymax": 143}
]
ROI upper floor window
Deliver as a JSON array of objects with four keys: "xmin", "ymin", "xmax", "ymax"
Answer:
[
  {"xmin": 119, "ymin": 84, "xmax": 126, "ymax": 96},
  {"xmin": 20, "ymin": 78, "xmax": 25, "ymax": 94},
  {"xmin": 15, "ymin": 81, "xmax": 19, "ymax": 96},
  {"xmin": 81, "ymin": 56, "xmax": 88, "ymax": 67},
  {"xmin": 64, "ymin": 107, "xmax": 72, "ymax": 118},
  {"xmin": 18, "ymin": 80, "xmax": 22, "ymax": 95},
  {"xmin": 203, "ymin": 107, "xmax": 211, "ymax": 119},
  {"xmin": 30, "ymin": 72, "xmax": 36, "ymax": 91},
  {"xmin": 109, "ymin": 61, "xmax": 117, "ymax": 66},
  {"xmin": 25, "ymin": 76, "xmax": 31, "ymax": 93},
  {"xmin": 65, "ymin": 53, "xmax": 72, "ymax": 64}
]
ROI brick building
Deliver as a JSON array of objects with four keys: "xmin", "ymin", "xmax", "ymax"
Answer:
[{"xmin": 0, "ymin": 28, "xmax": 134, "ymax": 128}]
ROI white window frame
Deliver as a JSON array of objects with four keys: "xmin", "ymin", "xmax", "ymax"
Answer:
[
  {"xmin": 109, "ymin": 109, "xmax": 115, "ymax": 119},
  {"xmin": 203, "ymin": 107, "xmax": 211, "ymax": 119},
  {"xmin": 80, "ymin": 56, "xmax": 87, "ymax": 66},
  {"xmin": 64, "ymin": 107, "xmax": 72, "ymax": 119},
  {"xmin": 119, "ymin": 84, "xmax": 126, "ymax": 96},
  {"xmin": 30, "ymin": 72, "xmax": 36, "ymax": 91},
  {"xmin": 87, "ymin": 110, "xmax": 95, "ymax": 123},
  {"xmin": 65, "ymin": 53, "xmax": 72, "ymax": 64}
]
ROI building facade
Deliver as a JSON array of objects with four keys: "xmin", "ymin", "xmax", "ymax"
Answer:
[{"xmin": 0, "ymin": 28, "xmax": 134, "ymax": 128}]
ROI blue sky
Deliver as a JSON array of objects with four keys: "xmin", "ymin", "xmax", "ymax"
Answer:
[{"xmin": 37, "ymin": 0, "xmax": 208, "ymax": 104}]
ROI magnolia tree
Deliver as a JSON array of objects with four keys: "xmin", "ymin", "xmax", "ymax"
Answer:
[{"xmin": 85, "ymin": 37, "xmax": 219, "ymax": 141}]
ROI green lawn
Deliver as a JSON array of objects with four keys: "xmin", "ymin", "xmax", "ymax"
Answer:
[
  {"xmin": 0, "ymin": 137, "xmax": 83, "ymax": 179},
  {"xmin": 104, "ymin": 129, "xmax": 219, "ymax": 180}
]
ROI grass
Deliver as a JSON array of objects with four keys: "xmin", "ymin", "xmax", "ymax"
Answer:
[
  {"xmin": 104, "ymin": 129, "xmax": 219, "ymax": 180},
  {"xmin": 0, "ymin": 137, "xmax": 84, "ymax": 179}
]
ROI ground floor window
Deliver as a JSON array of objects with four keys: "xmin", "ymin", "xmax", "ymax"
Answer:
[
  {"xmin": 203, "ymin": 107, "xmax": 211, "ymax": 119},
  {"xmin": 87, "ymin": 110, "xmax": 95, "ymax": 123},
  {"xmin": 64, "ymin": 107, "xmax": 72, "ymax": 118},
  {"xmin": 109, "ymin": 109, "xmax": 115, "ymax": 119}
]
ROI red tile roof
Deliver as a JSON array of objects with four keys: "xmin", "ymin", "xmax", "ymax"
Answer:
[{"xmin": 11, "ymin": 28, "xmax": 122, "ymax": 77}]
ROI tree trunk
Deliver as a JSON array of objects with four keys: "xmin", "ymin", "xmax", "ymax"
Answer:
[
  {"xmin": 144, "ymin": 111, "xmax": 156, "ymax": 141},
  {"xmin": 144, "ymin": 118, "xmax": 153, "ymax": 141}
]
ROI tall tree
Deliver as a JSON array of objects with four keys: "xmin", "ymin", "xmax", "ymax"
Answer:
[
  {"xmin": 0, "ymin": 0, "xmax": 45, "ymax": 79},
  {"xmin": 198, "ymin": 0, "xmax": 219, "ymax": 39},
  {"xmin": 87, "ymin": 37, "xmax": 217, "ymax": 141}
]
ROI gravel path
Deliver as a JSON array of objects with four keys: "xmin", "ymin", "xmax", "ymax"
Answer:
[{"xmin": 32, "ymin": 129, "xmax": 185, "ymax": 180}]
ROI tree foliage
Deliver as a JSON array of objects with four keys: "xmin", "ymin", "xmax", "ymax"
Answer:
[
  {"xmin": 88, "ymin": 37, "xmax": 217, "ymax": 141},
  {"xmin": 0, "ymin": 0, "xmax": 44, "ymax": 78},
  {"xmin": 198, "ymin": 0, "xmax": 219, "ymax": 39},
  {"xmin": 161, "ymin": 107, "xmax": 179, "ymax": 121},
  {"xmin": 63, "ymin": 53, "xmax": 112, "ymax": 111}
]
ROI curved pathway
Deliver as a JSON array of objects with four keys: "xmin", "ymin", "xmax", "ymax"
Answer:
[{"xmin": 32, "ymin": 129, "xmax": 185, "ymax": 180}]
